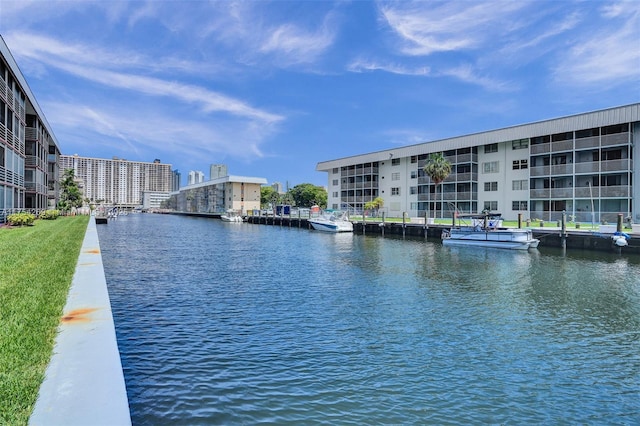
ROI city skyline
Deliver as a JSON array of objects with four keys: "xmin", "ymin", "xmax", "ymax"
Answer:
[{"xmin": 1, "ymin": 1, "xmax": 638, "ymax": 187}]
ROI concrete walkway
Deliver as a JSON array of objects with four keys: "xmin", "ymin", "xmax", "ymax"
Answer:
[{"xmin": 30, "ymin": 216, "xmax": 131, "ymax": 425}]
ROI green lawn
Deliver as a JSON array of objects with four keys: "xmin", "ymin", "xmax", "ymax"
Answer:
[{"xmin": 0, "ymin": 216, "xmax": 89, "ymax": 426}]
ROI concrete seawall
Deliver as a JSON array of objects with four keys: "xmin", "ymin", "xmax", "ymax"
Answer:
[{"xmin": 30, "ymin": 216, "xmax": 131, "ymax": 425}]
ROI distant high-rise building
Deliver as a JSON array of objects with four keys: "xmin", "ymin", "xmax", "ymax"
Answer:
[
  {"xmin": 172, "ymin": 169, "xmax": 181, "ymax": 191},
  {"xmin": 271, "ymin": 182, "xmax": 284, "ymax": 194},
  {"xmin": 59, "ymin": 155, "xmax": 172, "ymax": 207},
  {"xmin": 188, "ymin": 170, "xmax": 205, "ymax": 185},
  {"xmin": 210, "ymin": 164, "xmax": 228, "ymax": 180}
]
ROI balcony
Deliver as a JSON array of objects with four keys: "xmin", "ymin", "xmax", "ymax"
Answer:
[
  {"xmin": 574, "ymin": 187, "xmax": 595, "ymax": 198},
  {"xmin": 549, "ymin": 188, "xmax": 573, "ymax": 198},
  {"xmin": 530, "ymin": 143, "xmax": 550, "ymax": 154},
  {"xmin": 575, "ymin": 162, "xmax": 599, "ymax": 174},
  {"xmin": 530, "ymin": 166, "xmax": 550, "ymax": 176},
  {"xmin": 551, "ymin": 140, "xmax": 573, "ymax": 152},
  {"xmin": 575, "ymin": 136, "xmax": 599, "ymax": 150},
  {"xmin": 530, "ymin": 189, "xmax": 549, "ymax": 198},
  {"xmin": 550, "ymin": 164, "xmax": 573, "ymax": 175},
  {"xmin": 600, "ymin": 185, "xmax": 630, "ymax": 197},
  {"xmin": 601, "ymin": 159, "xmax": 631, "ymax": 172},
  {"xmin": 601, "ymin": 133, "xmax": 629, "ymax": 147},
  {"xmin": 26, "ymin": 127, "xmax": 38, "ymax": 140}
]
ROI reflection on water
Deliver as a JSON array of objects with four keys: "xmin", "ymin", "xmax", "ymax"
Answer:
[{"xmin": 99, "ymin": 214, "xmax": 640, "ymax": 425}]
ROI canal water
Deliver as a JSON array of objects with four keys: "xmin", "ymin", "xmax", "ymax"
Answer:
[{"xmin": 98, "ymin": 214, "xmax": 640, "ymax": 425}]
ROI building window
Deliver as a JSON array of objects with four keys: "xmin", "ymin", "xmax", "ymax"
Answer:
[
  {"xmin": 484, "ymin": 143, "xmax": 498, "ymax": 154},
  {"xmin": 484, "ymin": 201, "xmax": 498, "ymax": 211},
  {"xmin": 484, "ymin": 182, "xmax": 498, "ymax": 191},
  {"xmin": 332, "ymin": 192, "xmax": 338, "ymax": 197},
  {"xmin": 332, "ymin": 168, "xmax": 339, "ymax": 174},
  {"xmin": 483, "ymin": 161, "xmax": 499, "ymax": 173},
  {"xmin": 410, "ymin": 202, "xmax": 418, "ymax": 210},
  {"xmin": 391, "ymin": 187, "xmax": 400, "ymax": 196},
  {"xmin": 410, "ymin": 186, "xmax": 417, "ymax": 195},
  {"xmin": 410, "ymin": 170, "xmax": 417, "ymax": 179},
  {"xmin": 512, "ymin": 180, "xmax": 528, "ymax": 190},
  {"xmin": 512, "ymin": 201, "xmax": 528, "ymax": 210},
  {"xmin": 332, "ymin": 179, "xmax": 338, "ymax": 186},
  {"xmin": 513, "ymin": 159, "xmax": 528, "ymax": 170},
  {"xmin": 512, "ymin": 139, "xmax": 529, "ymax": 150},
  {"xmin": 391, "ymin": 172, "xmax": 400, "ymax": 181},
  {"xmin": 410, "ymin": 156, "xmax": 417, "ymax": 164},
  {"xmin": 392, "ymin": 158, "xmax": 400, "ymax": 166}
]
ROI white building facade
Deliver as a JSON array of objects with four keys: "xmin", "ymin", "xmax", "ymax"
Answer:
[
  {"xmin": 317, "ymin": 104, "xmax": 640, "ymax": 223},
  {"xmin": 59, "ymin": 155, "xmax": 172, "ymax": 208},
  {"xmin": 174, "ymin": 175, "xmax": 266, "ymax": 214}
]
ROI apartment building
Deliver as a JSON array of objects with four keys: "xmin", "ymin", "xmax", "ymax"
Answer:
[
  {"xmin": 60, "ymin": 155, "xmax": 173, "ymax": 208},
  {"xmin": 1, "ymin": 36, "xmax": 61, "ymax": 219},
  {"xmin": 317, "ymin": 104, "xmax": 640, "ymax": 223},
  {"xmin": 173, "ymin": 175, "xmax": 266, "ymax": 214}
]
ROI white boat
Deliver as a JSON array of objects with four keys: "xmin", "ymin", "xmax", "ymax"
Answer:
[
  {"xmin": 220, "ymin": 210, "xmax": 243, "ymax": 222},
  {"xmin": 308, "ymin": 212, "xmax": 353, "ymax": 233},
  {"xmin": 441, "ymin": 214, "xmax": 539, "ymax": 250}
]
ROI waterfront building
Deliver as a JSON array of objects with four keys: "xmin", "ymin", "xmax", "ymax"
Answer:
[
  {"xmin": 1, "ymin": 35, "xmax": 61, "ymax": 219},
  {"xmin": 142, "ymin": 191, "xmax": 171, "ymax": 210},
  {"xmin": 59, "ymin": 155, "xmax": 172, "ymax": 208},
  {"xmin": 316, "ymin": 104, "xmax": 640, "ymax": 223},
  {"xmin": 173, "ymin": 175, "xmax": 267, "ymax": 215}
]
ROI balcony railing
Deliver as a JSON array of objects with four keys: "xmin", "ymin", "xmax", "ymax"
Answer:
[
  {"xmin": 552, "ymin": 140, "xmax": 573, "ymax": 152},
  {"xmin": 530, "ymin": 143, "xmax": 550, "ymax": 154},
  {"xmin": 530, "ymin": 166, "xmax": 550, "ymax": 176},
  {"xmin": 530, "ymin": 189, "xmax": 549, "ymax": 198},
  {"xmin": 601, "ymin": 133, "xmax": 629, "ymax": 147},
  {"xmin": 575, "ymin": 162, "xmax": 599, "ymax": 173},
  {"xmin": 601, "ymin": 159, "xmax": 631, "ymax": 172},
  {"xmin": 575, "ymin": 136, "xmax": 599, "ymax": 149},
  {"xmin": 550, "ymin": 164, "xmax": 573, "ymax": 175},
  {"xmin": 549, "ymin": 188, "xmax": 573, "ymax": 198}
]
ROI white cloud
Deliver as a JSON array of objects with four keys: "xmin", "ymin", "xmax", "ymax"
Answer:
[
  {"xmin": 554, "ymin": 3, "xmax": 640, "ymax": 85},
  {"xmin": 45, "ymin": 100, "xmax": 274, "ymax": 163},
  {"xmin": 5, "ymin": 32, "xmax": 283, "ymax": 123},
  {"xmin": 347, "ymin": 59, "xmax": 430, "ymax": 76},
  {"xmin": 437, "ymin": 65, "xmax": 517, "ymax": 92},
  {"xmin": 378, "ymin": 1, "xmax": 527, "ymax": 56}
]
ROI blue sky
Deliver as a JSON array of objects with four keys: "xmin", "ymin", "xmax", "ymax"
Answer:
[{"xmin": 1, "ymin": 1, "xmax": 639, "ymax": 188}]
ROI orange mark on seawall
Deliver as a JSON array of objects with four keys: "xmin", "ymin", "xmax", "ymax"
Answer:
[
  {"xmin": 84, "ymin": 248, "xmax": 100, "ymax": 254},
  {"xmin": 61, "ymin": 308, "xmax": 99, "ymax": 323}
]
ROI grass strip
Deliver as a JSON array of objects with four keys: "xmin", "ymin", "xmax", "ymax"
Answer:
[{"xmin": 0, "ymin": 216, "xmax": 89, "ymax": 426}]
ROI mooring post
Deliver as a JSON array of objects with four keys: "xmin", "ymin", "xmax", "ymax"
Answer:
[
  {"xmin": 402, "ymin": 212, "xmax": 406, "ymax": 238},
  {"xmin": 362, "ymin": 213, "xmax": 366, "ymax": 235},
  {"xmin": 518, "ymin": 213, "xmax": 522, "ymax": 229},
  {"xmin": 424, "ymin": 211, "xmax": 428, "ymax": 238},
  {"xmin": 617, "ymin": 213, "xmax": 623, "ymax": 233},
  {"xmin": 561, "ymin": 210, "xmax": 567, "ymax": 249},
  {"xmin": 381, "ymin": 212, "xmax": 385, "ymax": 237}
]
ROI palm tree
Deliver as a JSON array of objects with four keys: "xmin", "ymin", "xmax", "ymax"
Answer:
[{"xmin": 423, "ymin": 153, "xmax": 452, "ymax": 219}]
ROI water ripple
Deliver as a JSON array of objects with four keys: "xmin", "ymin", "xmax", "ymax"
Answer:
[{"xmin": 99, "ymin": 214, "xmax": 640, "ymax": 425}]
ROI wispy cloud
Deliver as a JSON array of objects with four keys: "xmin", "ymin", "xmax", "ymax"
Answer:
[
  {"xmin": 554, "ymin": 2, "xmax": 640, "ymax": 85},
  {"xmin": 5, "ymin": 32, "xmax": 283, "ymax": 123},
  {"xmin": 347, "ymin": 59, "xmax": 430, "ymax": 76},
  {"xmin": 45, "ymin": 100, "xmax": 275, "ymax": 163},
  {"xmin": 378, "ymin": 1, "xmax": 527, "ymax": 56}
]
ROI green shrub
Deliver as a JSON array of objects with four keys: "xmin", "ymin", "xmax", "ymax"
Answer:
[
  {"xmin": 39, "ymin": 209, "xmax": 60, "ymax": 220},
  {"xmin": 7, "ymin": 212, "xmax": 36, "ymax": 226}
]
